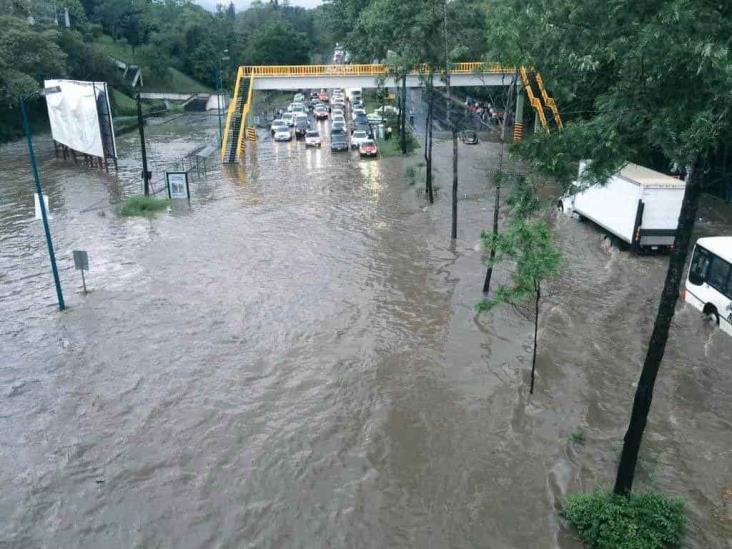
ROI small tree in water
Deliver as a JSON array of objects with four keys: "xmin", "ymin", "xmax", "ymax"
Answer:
[{"xmin": 477, "ymin": 180, "xmax": 561, "ymax": 393}]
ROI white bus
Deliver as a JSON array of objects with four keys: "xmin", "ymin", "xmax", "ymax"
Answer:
[{"xmin": 685, "ymin": 236, "xmax": 732, "ymax": 336}]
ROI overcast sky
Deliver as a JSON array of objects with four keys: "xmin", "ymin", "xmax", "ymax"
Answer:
[{"xmin": 195, "ymin": 0, "xmax": 322, "ymax": 11}]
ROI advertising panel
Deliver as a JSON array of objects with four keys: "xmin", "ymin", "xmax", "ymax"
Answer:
[{"xmin": 44, "ymin": 79, "xmax": 117, "ymax": 159}]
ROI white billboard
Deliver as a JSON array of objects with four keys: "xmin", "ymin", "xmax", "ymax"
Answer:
[{"xmin": 44, "ymin": 79, "xmax": 117, "ymax": 159}]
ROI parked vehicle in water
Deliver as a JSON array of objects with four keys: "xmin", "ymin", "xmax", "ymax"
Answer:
[
  {"xmin": 359, "ymin": 139, "xmax": 378, "ymax": 157},
  {"xmin": 558, "ymin": 161, "xmax": 685, "ymax": 251},
  {"xmin": 350, "ymin": 130, "xmax": 370, "ymax": 149},
  {"xmin": 461, "ymin": 130, "xmax": 479, "ymax": 144},
  {"xmin": 270, "ymin": 119, "xmax": 286, "ymax": 134},
  {"xmin": 294, "ymin": 113, "xmax": 310, "ymax": 137},
  {"xmin": 318, "ymin": 90, "xmax": 330, "ymax": 102},
  {"xmin": 282, "ymin": 112, "xmax": 295, "ymax": 126},
  {"xmin": 685, "ymin": 236, "xmax": 732, "ymax": 336},
  {"xmin": 305, "ymin": 130, "xmax": 322, "ymax": 147},
  {"xmin": 314, "ymin": 105, "xmax": 329, "ymax": 120},
  {"xmin": 332, "ymin": 120, "xmax": 347, "ymax": 133},
  {"xmin": 367, "ymin": 113, "xmax": 383, "ymax": 125},
  {"xmin": 351, "ymin": 108, "xmax": 366, "ymax": 121},
  {"xmin": 374, "ymin": 105, "xmax": 400, "ymax": 116},
  {"xmin": 293, "ymin": 93, "xmax": 305, "ymax": 103},
  {"xmin": 273, "ymin": 125, "xmax": 292, "ymax": 142},
  {"xmin": 330, "ymin": 132, "xmax": 349, "ymax": 151}
]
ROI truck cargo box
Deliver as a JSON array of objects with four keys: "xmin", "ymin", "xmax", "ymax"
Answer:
[{"xmin": 560, "ymin": 162, "xmax": 686, "ymax": 250}]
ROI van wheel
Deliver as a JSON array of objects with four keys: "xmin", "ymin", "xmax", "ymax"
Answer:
[{"xmin": 703, "ymin": 304, "xmax": 720, "ymax": 326}]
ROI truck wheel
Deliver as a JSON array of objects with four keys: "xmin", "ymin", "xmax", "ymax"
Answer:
[
  {"xmin": 557, "ymin": 200, "xmax": 564, "ymax": 212},
  {"xmin": 703, "ymin": 304, "xmax": 720, "ymax": 326}
]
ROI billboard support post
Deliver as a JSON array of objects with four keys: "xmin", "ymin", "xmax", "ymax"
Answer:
[
  {"xmin": 136, "ymin": 93, "xmax": 150, "ymax": 197},
  {"xmin": 19, "ymin": 91, "xmax": 65, "ymax": 311}
]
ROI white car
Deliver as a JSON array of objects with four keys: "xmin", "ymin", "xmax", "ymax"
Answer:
[
  {"xmin": 375, "ymin": 105, "xmax": 400, "ymax": 116},
  {"xmin": 290, "ymin": 102, "xmax": 305, "ymax": 113},
  {"xmin": 351, "ymin": 108, "xmax": 366, "ymax": 121},
  {"xmin": 270, "ymin": 119, "xmax": 286, "ymax": 133},
  {"xmin": 293, "ymin": 93, "xmax": 305, "ymax": 103},
  {"xmin": 282, "ymin": 112, "xmax": 295, "ymax": 126},
  {"xmin": 332, "ymin": 114, "xmax": 346, "ymax": 125},
  {"xmin": 367, "ymin": 113, "xmax": 383, "ymax": 124},
  {"xmin": 350, "ymin": 130, "xmax": 370, "ymax": 149},
  {"xmin": 305, "ymin": 130, "xmax": 321, "ymax": 147},
  {"xmin": 273, "ymin": 125, "xmax": 291, "ymax": 141},
  {"xmin": 331, "ymin": 108, "xmax": 344, "ymax": 118},
  {"xmin": 332, "ymin": 120, "xmax": 346, "ymax": 133}
]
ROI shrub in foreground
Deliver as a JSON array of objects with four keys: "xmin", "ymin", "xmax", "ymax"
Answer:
[
  {"xmin": 561, "ymin": 490, "xmax": 685, "ymax": 549},
  {"xmin": 119, "ymin": 196, "xmax": 170, "ymax": 217}
]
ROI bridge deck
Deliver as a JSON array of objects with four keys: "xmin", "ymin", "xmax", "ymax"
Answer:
[{"xmin": 240, "ymin": 63, "xmax": 517, "ymax": 90}]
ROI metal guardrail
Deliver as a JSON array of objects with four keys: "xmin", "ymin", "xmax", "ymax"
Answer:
[{"xmin": 239, "ymin": 62, "xmax": 510, "ymax": 77}]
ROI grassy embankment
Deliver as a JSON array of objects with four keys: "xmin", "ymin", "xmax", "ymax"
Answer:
[{"xmin": 93, "ymin": 36, "xmax": 211, "ymax": 133}]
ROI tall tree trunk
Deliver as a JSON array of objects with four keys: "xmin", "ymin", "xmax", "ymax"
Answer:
[
  {"xmin": 530, "ymin": 280, "xmax": 540, "ymax": 394},
  {"xmin": 482, "ymin": 174, "xmax": 500, "ymax": 292},
  {"xmin": 613, "ymin": 162, "xmax": 703, "ymax": 496},
  {"xmin": 483, "ymin": 75, "xmax": 515, "ymax": 293},
  {"xmin": 400, "ymin": 74, "xmax": 407, "ymax": 154},
  {"xmin": 451, "ymin": 129, "xmax": 458, "ymax": 239}
]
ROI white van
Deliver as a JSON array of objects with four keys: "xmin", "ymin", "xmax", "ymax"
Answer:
[{"xmin": 685, "ymin": 236, "xmax": 732, "ymax": 336}]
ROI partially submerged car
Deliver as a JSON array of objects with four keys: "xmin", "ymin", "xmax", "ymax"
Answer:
[{"xmin": 461, "ymin": 130, "xmax": 479, "ymax": 144}]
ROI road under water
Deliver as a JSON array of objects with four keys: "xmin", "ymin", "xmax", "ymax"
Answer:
[{"xmin": 1, "ymin": 113, "xmax": 731, "ymax": 548}]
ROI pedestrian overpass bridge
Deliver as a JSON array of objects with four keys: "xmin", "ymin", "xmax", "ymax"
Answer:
[{"xmin": 221, "ymin": 63, "xmax": 562, "ymax": 162}]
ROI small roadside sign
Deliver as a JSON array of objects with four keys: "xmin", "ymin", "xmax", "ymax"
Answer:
[
  {"xmin": 166, "ymin": 171, "xmax": 190, "ymax": 200},
  {"xmin": 73, "ymin": 250, "xmax": 89, "ymax": 293},
  {"xmin": 34, "ymin": 193, "xmax": 51, "ymax": 220}
]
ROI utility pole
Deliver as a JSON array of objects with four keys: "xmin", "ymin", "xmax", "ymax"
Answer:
[
  {"xmin": 20, "ymin": 88, "xmax": 65, "ymax": 311},
  {"xmin": 136, "ymin": 93, "xmax": 150, "ymax": 196}
]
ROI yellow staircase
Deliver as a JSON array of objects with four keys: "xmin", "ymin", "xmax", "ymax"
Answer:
[
  {"xmin": 221, "ymin": 68, "xmax": 256, "ymax": 163},
  {"xmin": 534, "ymin": 72, "xmax": 563, "ymax": 129},
  {"xmin": 519, "ymin": 67, "xmax": 548, "ymax": 132},
  {"xmin": 518, "ymin": 67, "xmax": 563, "ymax": 137}
]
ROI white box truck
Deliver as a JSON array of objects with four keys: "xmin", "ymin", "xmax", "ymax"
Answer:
[{"xmin": 559, "ymin": 162, "xmax": 686, "ymax": 250}]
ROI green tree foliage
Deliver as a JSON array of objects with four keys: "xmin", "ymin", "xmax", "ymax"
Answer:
[
  {"xmin": 0, "ymin": 16, "xmax": 67, "ymax": 106},
  {"xmin": 244, "ymin": 20, "xmax": 310, "ymax": 65},
  {"xmin": 486, "ymin": 0, "xmax": 731, "ymax": 500},
  {"xmin": 478, "ymin": 178, "xmax": 561, "ymax": 393}
]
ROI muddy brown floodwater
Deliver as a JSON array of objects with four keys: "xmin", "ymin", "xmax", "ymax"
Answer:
[{"xmin": 1, "ymin": 113, "xmax": 731, "ymax": 548}]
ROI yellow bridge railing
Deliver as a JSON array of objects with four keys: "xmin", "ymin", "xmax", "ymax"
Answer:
[{"xmin": 239, "ymin": 62, "xmax": 511, "ymax": 77}]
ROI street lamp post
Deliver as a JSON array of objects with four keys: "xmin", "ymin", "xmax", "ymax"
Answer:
[
  {"xmin": 217, "ymin": 49, "xmax": 230, "ymax": 148},
  {"xmin": 19, "ymin": 86, "xmax": 65, "ymax": 311}
]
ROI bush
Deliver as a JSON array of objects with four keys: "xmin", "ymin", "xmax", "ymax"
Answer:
[
  {"xmin": 119, "ymin": 196, "xmax": 170, "ymax": 217},
  {"xmin": 561, "ymin": 490, "xmax": 686, "ymax": 549}
]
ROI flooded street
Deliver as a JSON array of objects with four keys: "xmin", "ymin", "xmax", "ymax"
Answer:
[{"xmin": 1, "ymin": 113, "xmax": 731, "ymax": 548}]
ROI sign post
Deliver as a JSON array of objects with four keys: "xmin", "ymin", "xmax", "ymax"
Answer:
[
  {"xmin": 73, "ymin": 250, "xmax": 89, "ymax": 293},
  {"xmin": 166, "ymin": 171, "xmax": 190, "ymax": 200}
]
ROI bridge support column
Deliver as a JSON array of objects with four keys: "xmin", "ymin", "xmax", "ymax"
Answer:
[{"xmin": 513, "ymin": 80, "xmax": 525, "ymax": 142}]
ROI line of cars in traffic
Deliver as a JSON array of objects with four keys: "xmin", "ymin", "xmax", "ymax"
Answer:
[{"xmin": 269, "ymin": 88, "xmax": 379, "ymax": 157}]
